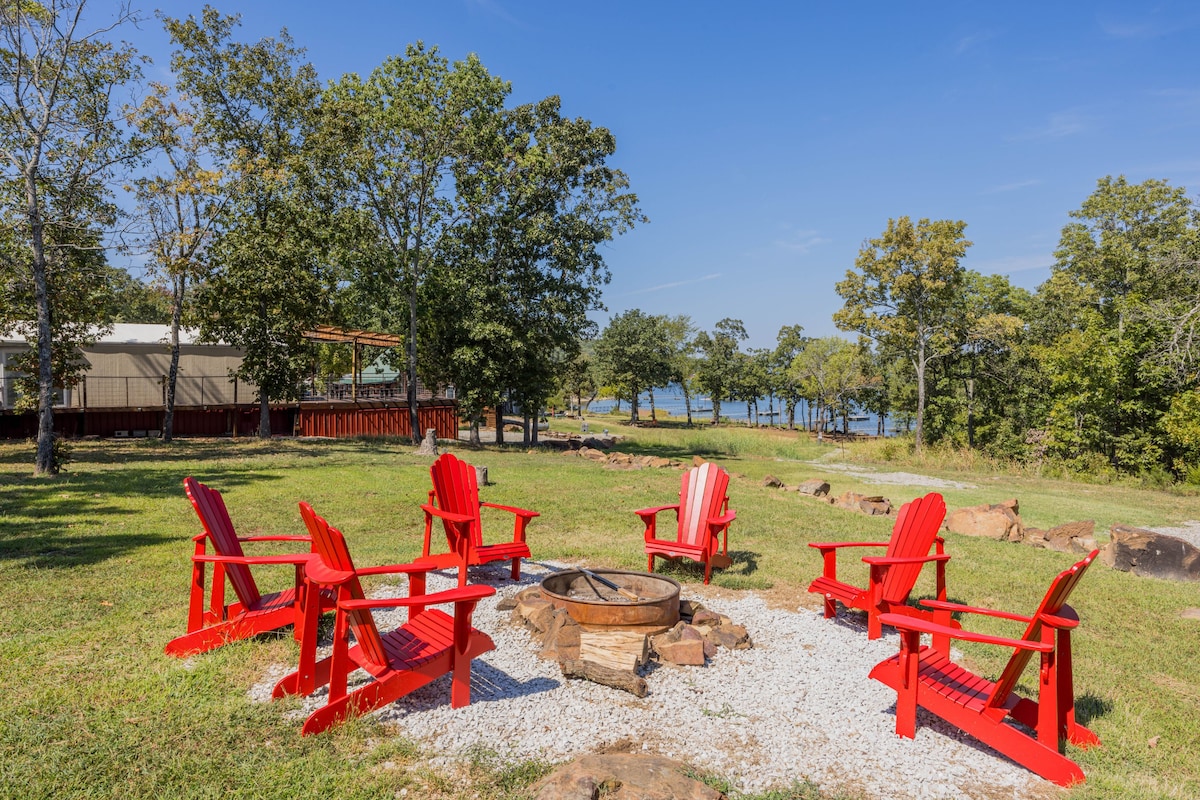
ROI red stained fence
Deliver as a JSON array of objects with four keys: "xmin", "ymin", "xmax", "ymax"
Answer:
[{"xmin": 0, "ymin": 400, "xmax": 458, "ymax": 441}]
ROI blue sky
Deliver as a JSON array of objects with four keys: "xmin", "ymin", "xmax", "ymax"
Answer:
[{"xmin": 125, "ymin": 1, "xmax": 1200, "ymax": 347}]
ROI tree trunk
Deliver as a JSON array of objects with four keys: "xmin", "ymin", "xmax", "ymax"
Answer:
[
  {"xmin": 258, "ymin": 394, "xmax": 270, "ymax": 438},
  {"xmin": 966, "ymin": 376, "xmax": 976, "ymax": 450},
  {"xmin": 711, "ymin": 398, "xmax": 721, "ymax": 426},
  {"xmin": 495, "ymin": 405, "xmax": 504, "ymax": 445},
  {"xmin": 406, "ymin": 279, "xmax": 420, "ymax": 445},
  {"xmin": 746, "ymin": 400, "xmax": 752, "ymax": 426},
  {"xmin": 914, "ymin": 341, "xmax": 927, "ymax": 453},
  {"xmin": 469, "ymin": 418, "xmax": 481, "ymax": 446},
  {"xmin": 163, "ymin": 275, "xmax": 184, "ymax": 443},
  {"xmin": 629, "ymin": 385, "xmax": 640, "ymax": 424},
  {"xmin": 649, "ymin": 389, "xmax": 656, "ymax": 422},
  {"xmin": 26, "ymin": 165, "xmax": 56, "ymax": 475},
  {"xmin": 786, "ymin": 399, "xmax": 795, "ymax": 430},
  {"xmin": 522, "ymin": 412, "xmax": 530, "ymax": 444},
  {"xmin": 682, "ymin": 384, "xmax": 693, "ymax": 427}
]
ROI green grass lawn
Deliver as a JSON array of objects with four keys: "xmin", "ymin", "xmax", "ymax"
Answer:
[{"xmin": 1, "ymin": 422, "xmax": 1199, "ymax": 799}]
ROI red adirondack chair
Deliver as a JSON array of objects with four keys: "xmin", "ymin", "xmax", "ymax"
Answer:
[
  {"xmin": 638, "ymin": 461, "xmax": 737, "ymax": 585},
  {"xmin": 807, "ymin": 492, "xmax": 949, "ymax": 640},
  {"xmin": 422, "ymin": 452, "xmax": 538, "ymax": 585},
  {"xmin": 165, "ymin": 477, "xmax": 333, "ymax": 657},
  {"xmin": 870, "ymin": 550, "xmax": 1101, "ymax": 787},
  {"xmin": 273, "ymin": 502, "xmax": 496, "ymax": 735}
]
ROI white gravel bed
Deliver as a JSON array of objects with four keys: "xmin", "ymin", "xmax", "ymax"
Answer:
[
  {"xmin": 801, "ymin": 462, "xmax": 977, "ymax": 491},
  {"xmin": 1148, "ymin": 520, "xmax": 1200, "ymax": 549},
  {"xmin": 255, "ymin": 561, "xmax": 1051, "ymax": 799}
]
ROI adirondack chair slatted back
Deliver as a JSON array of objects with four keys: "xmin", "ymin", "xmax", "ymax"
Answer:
[
  {"xmin": 679, "ymin": 462, "xmax": 729, "ymax": 548},
  {"xmin": 298, "ymin": 502, "xmax": 389, "ymax": 668},
  {"xmin": 878, "ymin": 492, "xmax": 947, "ymax": 605},
  {"xmin": 430, "ymin": 453, "xmax": 484, "ymax": 549},
  {"xmin": 986, "ymin": 550, "xmax": 1098, "ymax": 711},
  {"xmin": 183, "ymin": 477, "xmax": 260, "ymax": 607}
]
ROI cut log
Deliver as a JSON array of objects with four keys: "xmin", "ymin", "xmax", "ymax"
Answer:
[
  {"xmin": 560, "ymin": 658, "xmax": 648, "ymax": 697},
  {"xmin": 578, "ymin": 630, "xmax": 650, "ymax": 672}
]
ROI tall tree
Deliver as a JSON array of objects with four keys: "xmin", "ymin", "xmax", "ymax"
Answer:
[
  {"xmin": 1036, "ymin": 176, "xmax": 1199, "ymax": 471},
  {"xmin": 834, "ymin": 216, "xmax": 971, "ymax": 451},
  {"xmin": 661, "ymin": 314, "xmax": 698, "ymax": 426},
  {"xmin": 165, "ymin": 7, "xmax": 332, "ymax": 437},
  {"xmin": 595, "ymin": 309, "xmax": 671, "ymax": 424},
  {"xmin": 126, "ymin": 81, "xmax": 221, "ymax": 441},
  {"xmin": 324, "ymin": 43, "xmax": 509, "ymax": 443},
  {"xmin": 773, "ymin": 324, "xmax": 806, "ymax": 429},
  {"xmin": 0, "ymin": 0, "xmax": 142, "ymax": 473},
  {"xmin": 694, "ymin": 317, "xmax": 747, "ymax": 425}
]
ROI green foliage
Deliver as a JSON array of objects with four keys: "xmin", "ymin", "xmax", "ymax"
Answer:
[
  {"xmin": 595, "ymin": 309, "xmax": 673, "ymax": 422},
  {"xmin": 834, "ymin": 216, "xmax": 971, "ymax": 449},
  {"xmin": 694, "ymin": 318, "xmax": 748, "ymax": 424}
]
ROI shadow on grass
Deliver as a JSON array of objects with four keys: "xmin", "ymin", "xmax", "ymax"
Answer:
[
  {"xmin": 0, "ymin": 530, "xmax": 176, "ymax": 569},
  {"xmin": 650, "ymin": 549, "xmax": 767, "ymax": 588},
  {"xmin": 1075, "ymin": 692, "xmax": 1113, "ymax": 726}
]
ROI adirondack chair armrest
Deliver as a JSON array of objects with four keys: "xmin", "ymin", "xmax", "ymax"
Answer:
[
  {"xmin": 480, "ymin": 502, "xmax": 540, "ymax": 520},
  {"xmin": 193, "ymin": 553, "xmax": 312, "ymax": 566},
  {"xmin": 636, "ymin": 504, "xmax": 679, "ymax": 519},
  {"xmin": 862, "ymin": 553, "xmax": 951, "ymax": 566},
  {"xmin": 355, "ymin": 562, "xmax": 438, "ymax": 577},
  {"xmin": 918, "ymin": 598, "xmax": 1034, "ymax": 624},
  {"xmin": 877, "ymin": 612, "xmax": 1055, "ymax": 653},
  {"xmin": 304, "ymin": 559, "xmax": 354, "ymax": 586},
  {"xmin": 808, "ymin": 541, "xmax": 887, "ymax": 552},
  {"xmin": 339, "ymin": 584, "xmax": 495, "ymax": 611},
  {"xmin": 707, "ymin": 510, "xmax": 737, "ymax": 529},
  {"xmin": 1039, "ymin": 607, "xmax": 1081, "ymax": 629},
  {"xmin": 421, "ymin": 504, "xmax": 475, "ymax": 526}
]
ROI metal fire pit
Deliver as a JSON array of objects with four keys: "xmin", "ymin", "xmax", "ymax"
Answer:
[{"xmin": 540, "ymin": 569, "xmax": 681, "ymax": 634}]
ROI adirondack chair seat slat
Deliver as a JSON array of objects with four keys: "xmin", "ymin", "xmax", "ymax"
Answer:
[
  {"xmin": 423, "ymin": 453, "xmax": 539, "ymax": 584},
  {"xmin": 806, "ymin": 492, "xmax": 950, "ymax": 640},
  {"xmin": 869, "ymin": 550, "xmax": 1101, "ymax": 787},
  {"xmin": 640, "ymin": 462, "xmax": 736, "ymax": 585}
]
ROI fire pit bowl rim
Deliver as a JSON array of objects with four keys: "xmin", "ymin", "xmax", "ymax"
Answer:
[{"xmin": 539, "ymin": 568, "xmax": 681, "ymax": 605}]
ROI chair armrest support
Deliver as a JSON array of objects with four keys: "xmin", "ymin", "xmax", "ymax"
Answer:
[
  {"xmin": 238, "ymin": 535, "xmax": 312, "ymax": 544},
  {"xmin": 877, "ymin": 612, "xmax": 1055, "ymax": 653},
  {"xmin": 480, "ymin": 502, "xmax": 539, "ymax": 520},
  {"xmin": 918, "ymin": 598, "xmax": 1034, "ymax": 624},
  {"xmin": 862, "ymin": 553, "xmax": 951, "ymax": 567},
  {"xmin": 808, "ymin": 541, "xmax": 888, "ymax": 551},
  {"xmin": 637, "ymin": 505, "xmax": 680, "ymax": 543},
  {"xmin": 339, "ymin": 584, "xmax": 495, "ymax": 611},
  {"xmin": 194, "ymin": 553, "xmax": 311, "ymax": 566},
  {"xmin": 421, "ymin": 504, "xmax": 474, "ymax": 526}
]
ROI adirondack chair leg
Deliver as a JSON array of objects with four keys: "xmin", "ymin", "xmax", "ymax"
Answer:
[
  {"xmin": 451, "ymin": 607, "xmax": 472, "ymax": 708},
  {"xmin": 895, "ymin": 630, "xmax": 919, "ymax": 738},
  {"xmin": 292, "ymin": 579, "xmax": 324, "ymax": 696},
  {"xmin": 328, "ymin": 593, "xmax": 352, "ymax": 703},
  {"xmin": 210, "ymin": 562, "xmax": 228, "ymax": 622},
  {"xmin": 703, "ymin": 557, "xmax": 713, "ymax": 585},
  {"xmin": 647, "ymin": 553, "xmax": 656, "ymax": 574},
  {"xmin": 510, "ymin": 557, "xmax": 521, "ymax": 581},
  {"xmin": 1056, "ymin": 630, "xmax": 1098, "ymax": 746},
  {"xmin": 1037, "ymin": 647, "xmax": 1060, "ymax": 750}
]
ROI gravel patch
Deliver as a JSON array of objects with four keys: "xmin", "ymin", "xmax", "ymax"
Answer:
[
  {"xmin": 254, "ymin": 561, "xmax": 1051, "ymax": 799},
  {"xmin": 804, "ymin": 462, "xmax": 977, "ymax": 491},
  {"xmin": 1148, "ymin": 520, "xmax": 1200, "ymax": 549}
]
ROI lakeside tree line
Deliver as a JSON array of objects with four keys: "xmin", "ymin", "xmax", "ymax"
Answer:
[
  {"xmin": 590, "ymin": 177, "xmax": 1200, "ymax": 484},
  {"xmin": 1, "ymin": 1, "xmax": 643, "ymax": 473}
]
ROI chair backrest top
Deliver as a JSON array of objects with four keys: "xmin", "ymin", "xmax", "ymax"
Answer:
[
  {"xmin": 879, "ymin": 492, "xmax": 947, "ymax": 603},
  {"xmin": 298, "ymin": 502, "xmax": 389, "ymax": 668},
  {"xmin": 183, "ymin": 477, "xmax": 260, "ymax": 607},
  {"xmin": 430, "ymin": 452, "xmax": 484, "ymax": 548},
  {"xmin": 988, "ymin": 549, "xmax": 1099, "ymax": 708},
  {"xmin": 678, "ymin": 462, "xmax": 730, "ymax": 548}
]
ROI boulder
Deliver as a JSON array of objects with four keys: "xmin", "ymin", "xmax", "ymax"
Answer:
[
  {"xmin": 1024, "ymin": 520, "xmax": 1097, "ymax": 554},
  {"xmin": 1101, "ymin": 525, "xmax": 1200, "ymax": 582},
  {"xmin": 796, "ymin": 479, "xmax": 831, "ymax": 497},
  {"xmin": 647, "ymin": 456, "xmax": 674, "ymax": 469},
  {"xmin": 578, "ymin": 447, "xmax": 608, "ymax": 462},
  {"xmin": 692, "ymin": 455, "xmax": 707, "ymax": 467},
  {"xmin": 706, "ymin": 624, "xmax": 752, "ymax": 650},
  {"xmin": 833, "ymin": 491, "xmax": 867, "ymax": 511},
  {"xmin": 539, "ymin": 609, "xmax": 581, "ymax": 661},
  {"xmin": 531, "ymin": 753, "xmax": 725, "ymax": 800},
  {"xmin": 859, "ymin": 497, "xmax": 891, "ymax": 516},
  {"xmin": 656, "ymin": 638, "xmax": 706, "ymax": 666},
  {"xmin": 761, "ymin": 474, "xmax": 784, "ymax": 488},
  {"xmin": 945, "ymin": 501, "xmax": 1023, "ymax": 541}
]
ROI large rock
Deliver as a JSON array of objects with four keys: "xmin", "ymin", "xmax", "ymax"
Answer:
[
  {"xmin": 1023, "ymin": 520, "xmax": 1097, "ymax": 553},
  {"xmin": 945, "ymin": 500, "xmax": 1023, "ymax": 541},
  {"xmin": 796, "ymin": 479, "xmax": 831, "ymax": 497},
  {"xmin": 531, "ymin": 753, "xmax": 725, "ymax": 800},
  {"xmin": 1101, "ymin": 525, "xmax": 1200, "ymax": 582},
  {"xmin": 761, "ymin": 474, "xmax": 784, "ymax": 488}
]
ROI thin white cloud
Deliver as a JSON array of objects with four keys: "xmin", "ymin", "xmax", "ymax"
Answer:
[
  {"xmin": 953, "ymin": 30, "xmax": 998, "ymax": 55},
  {"xmin": 466, "ymin": 0, "xmax": 525, "ymax": 27},
  {"xmin": 773, "ymin": 230, "xmax": 830, "ymax": 254},
  {"xmin": 983, "ymin": 179, "xmax": 1043, "ymax": 194},
  {"xmin": 1009, "ymin": 111, "xmax": 1089, "ymax": 141},
  {"xmin": 626, "ymin": 273, "xmax": 721, "ymax": 296}
]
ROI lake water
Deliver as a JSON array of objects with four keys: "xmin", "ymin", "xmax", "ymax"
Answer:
[{"xmin": 582, "ymin": 388, "xmax": 893, "ymax": 436}]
